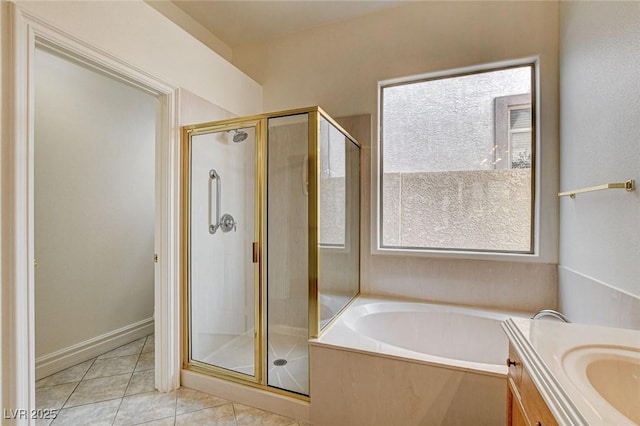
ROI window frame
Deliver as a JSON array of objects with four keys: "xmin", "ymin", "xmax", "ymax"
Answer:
[{"xmin": 375, "ymin": 58, "xmax": 541, "ymax": 261}]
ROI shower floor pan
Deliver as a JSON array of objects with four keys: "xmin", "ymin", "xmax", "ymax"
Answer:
[{"xmin": 201, "ymin": 330, "xmax": 309, "ymax": 395}]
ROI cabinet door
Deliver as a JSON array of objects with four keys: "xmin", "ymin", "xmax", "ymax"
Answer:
[
  {"xmin": 508, "ymin": 380, "xmax": 528, "ymax": 426},
  {"xmin": 510, "ymin": 391, "xmax": 528, "ymax": 426}
]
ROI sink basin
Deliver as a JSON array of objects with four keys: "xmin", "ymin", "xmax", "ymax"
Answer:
[
  {"xmin": 563, "ymin": 346, "xmax": 640, "ymax": 425},
  {"xmin": 587, "ymin": 355, "xmax": 640, "ymax": 424}
]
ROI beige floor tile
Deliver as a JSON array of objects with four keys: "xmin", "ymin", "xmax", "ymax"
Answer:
[
  {"xmin": 36, "ymin": 383, "xmax": 78, "ymax": 410},
  {"xmin": 113, "ymin": 391, "xmax": 176, "ymax": 425},
  {"xmin": 64, "ymin": 373, "xmax": 130, "ymax": 408},
  {"xmin": 233, "ymin": 403, "xmax": 294, "ymax": 426},
  {"xmin": 176, "ymin": 387, "xmax": 229, "ymax": 415},
  {"xmin": 142, "ymin": 335, "xmax": 155, "ymax": 354},
  {"xmin": 135, "ymin": 351, "xmax": 155, "ymax": 372},
  {"xmin": 51, "ymin": 398, "xmax": 121, "ymax": 425},
  {"xmin": 175, "ymin": 403, "xmax": 235, "ymax": 425},
  {"xmin": 35, "ymin": 334, "xmax": 308, "ymax": 426},
  {"xmin": 136, "ymin": 416, "xmax": 175, "ymax": 426},
  {"xmin": 125, "ymin": 369, "xmax": 155, "ymax": 396},
  {"xmin": 84, "ymin": 355, "xmax": 139, "ymax": 380},
  {"xmin": 35, "ymin": 417, "xmax": 54, "ymax": 426},
  {"xmin": 98, "ymin": 338, "xmax": 146, "ymax": 360},
  {"xmin": 36, "ymin": 359, "xmax": 95, "ymax": 388}
]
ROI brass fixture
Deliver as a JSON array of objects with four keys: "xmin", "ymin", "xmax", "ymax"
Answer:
[{"xmin": 558, "ymin": 179, "xmax": 635, "ymax": 198}]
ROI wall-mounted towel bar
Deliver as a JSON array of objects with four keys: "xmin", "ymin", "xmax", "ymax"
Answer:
[{"xmin": 558, "ymin": 179, "xmax": 635, "ymax": 198}]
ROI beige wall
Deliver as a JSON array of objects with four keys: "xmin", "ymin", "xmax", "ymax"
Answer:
[
  {"xmin": 233, "ymin": 1, "xmax": 559, "ymax": 311},
  {"xmin": 34, "ymin": 48, "xmax": 157, "ymax": 357},
  {"xmin": 558, "ymin": 1, "xmax": 640, "ymax": 329}
]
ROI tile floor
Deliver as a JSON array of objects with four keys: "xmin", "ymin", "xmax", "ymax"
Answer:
[{"xmin": 35, "ymin": 335, "xmax": 308, "ymax": 425}]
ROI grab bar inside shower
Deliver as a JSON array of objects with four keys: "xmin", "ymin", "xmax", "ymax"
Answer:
[
  {"xmin": 208, "ymin": 168, "xmax": 237, "ymax": 234},
  {"xmin": 209, "ymin": 169, "xmax": 221, "ymax": 234}
]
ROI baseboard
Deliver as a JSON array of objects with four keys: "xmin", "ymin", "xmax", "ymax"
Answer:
[{"xmin": 35, "ymin": 317, "xmax": 154, "ymax": 380}]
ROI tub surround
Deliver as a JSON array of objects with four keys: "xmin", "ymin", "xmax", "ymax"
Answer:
[
  {"xmin": 558, "ymin": 266, "xmax": 640, "ymax": 330},
  {"xmin": 309, "ymin": 295, "xmax": 526, "ymax": 425},
  {"xmin": 367, "ymin": 256, "xmax": 557, "ymax": 313},
  {"xmin": 502, "ymin": 317, "xmax": 640, "ymax": 425}
]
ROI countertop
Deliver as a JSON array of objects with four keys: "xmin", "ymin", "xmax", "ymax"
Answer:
[{"xmin": 502, "ymin": 317, "xmax": 640, "ymax": 425}]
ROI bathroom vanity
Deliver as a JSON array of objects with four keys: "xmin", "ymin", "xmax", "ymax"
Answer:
[
  {"xmin": 502, "ymin": 318, "xmax": 640, "ymax": 426},
  {"xmin": 506, "ymin": 342, "xmax": 557, "ymax": 426}
]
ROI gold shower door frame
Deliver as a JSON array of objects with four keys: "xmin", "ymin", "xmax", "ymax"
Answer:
[{"xmin": 181, "ymin": 106, "xmax": 357, "ymax": 400}]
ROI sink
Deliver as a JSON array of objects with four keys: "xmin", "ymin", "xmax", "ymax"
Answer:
[
  {"xmin": 586, "ymin": 355, "xmax": 640, "ymax": 424},
  {"xmin": 563, "ymin": 345, "xmax": 640, "ymax": 425}
]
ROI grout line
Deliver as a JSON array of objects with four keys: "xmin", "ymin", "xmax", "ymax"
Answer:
[
  {"xmin": 56, "ymin": 356, "xmax": 99, "ymax": 413},
  {"xmin": 231, "ymin": 402, "xmax": 239, "ymax": 425},
  {"xmin": 111, "ymin": 334, "xmax": 150, "ymax": 425}
]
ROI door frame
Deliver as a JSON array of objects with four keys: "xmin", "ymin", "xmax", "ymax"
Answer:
[
  {"xmin": 181, "ymin": 119, "xmax": 265, "ymax": 387},
  {"xmin": 2, "ymin": 4, "xmax": 181, "ymax": 420}
]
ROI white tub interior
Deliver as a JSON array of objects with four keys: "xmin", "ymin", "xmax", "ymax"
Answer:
[{"xmin": 313, "ymin": 295, "xmax": 526, "ymax": 376}]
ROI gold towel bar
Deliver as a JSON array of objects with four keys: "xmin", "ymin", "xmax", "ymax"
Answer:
[{"xmin": 558, "ymin": 179, "xmax": 635, "ymax": 198}]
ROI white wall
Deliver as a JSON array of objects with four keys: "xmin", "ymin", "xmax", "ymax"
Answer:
[
  {"xmin": 16, "ymin": 0, "xmax": 262, "ymax": 117},
  {"xmin": 558, "ymin": 1, "xmax": 640, "ymax": 329},
  {"xmin": 233, "ymin": 1, "xmax": 559, "ymax": 312},
  {"xmin": 34, "ymin": 48, "xmax": 157, "ymax": 357}
]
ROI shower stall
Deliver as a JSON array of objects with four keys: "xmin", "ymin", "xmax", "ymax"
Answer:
[{"xmin": 182, "ymin": 107, "xmax": 360, "ymax": 398}]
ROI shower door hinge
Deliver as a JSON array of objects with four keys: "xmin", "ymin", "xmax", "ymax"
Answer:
[
  {"xmin": 154, "ymin": 254, "xmax": 158, "ymax": 263},
  {"xmin": 252, "ymin": 242, "xmax": 259, "ymax": 263}
]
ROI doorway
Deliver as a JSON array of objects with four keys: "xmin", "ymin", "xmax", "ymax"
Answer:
[
  {"xmin": 4, "ymin": 6, "xmax": 185, "ymax": 416},
  {"xmin": 33, "ymin": 46, "xmax": 158, "ymax": 379}
]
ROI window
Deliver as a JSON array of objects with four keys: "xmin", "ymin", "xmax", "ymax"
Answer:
[
  {"xmin": 495, "ymin": 94, "xmax": 532, "ymax": 169},
  {"xmin": 379, "ymin": 63, "xmax": 535, "ymax": 254}
]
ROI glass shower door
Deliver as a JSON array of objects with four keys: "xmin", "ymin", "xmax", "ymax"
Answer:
[{"xmin": 186, "ymin": 123, "xmax": 260, "ymax": 381}]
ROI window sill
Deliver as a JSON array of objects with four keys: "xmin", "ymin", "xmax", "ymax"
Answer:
[{"xmin": 372, "ymin": 246, "xmax": 548, "ymax": 263}]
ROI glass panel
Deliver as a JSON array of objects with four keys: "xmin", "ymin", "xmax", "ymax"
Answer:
[
  {"xmin": 318, "ymin": 117, "xmax": 360, "ymax": 330},
  {"xmin": 189, "ymin": 126, "xmax": 256, "ymax": 378},
  {"xmin": 267, "ymin": 114, "xmax": 310, "ymax": 395},
  {"xmin": 319, "ymin": 120, "xmax": 346, "ymax": 247},
  {"xmin": 381, "ymin": 65, "xmax": 533, "ymax": 252}
]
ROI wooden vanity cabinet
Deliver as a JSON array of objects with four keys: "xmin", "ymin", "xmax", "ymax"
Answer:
[{"xmin": 506, "ymin": 344, "xmax": 558, "ymax": 426}]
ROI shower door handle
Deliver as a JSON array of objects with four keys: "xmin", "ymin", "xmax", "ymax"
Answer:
[{"xmin": 209, "ymin": 169, "xmax": 221, "ymax": 234}]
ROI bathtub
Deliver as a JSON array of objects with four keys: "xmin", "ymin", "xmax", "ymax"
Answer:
[{"xmin": 309, "ymin": 296, "xmax": 525, "ymax": 425}]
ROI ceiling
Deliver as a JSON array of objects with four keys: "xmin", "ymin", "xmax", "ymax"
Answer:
[{"xmin": 172, "ymin": 1, "xmax": 407, "ymax": 48}]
